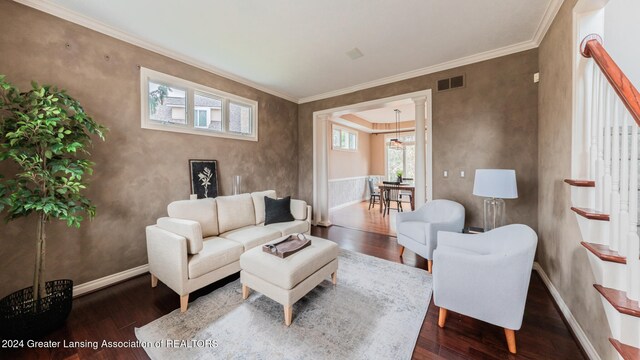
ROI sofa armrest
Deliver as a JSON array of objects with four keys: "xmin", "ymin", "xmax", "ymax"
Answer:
[
  {"xmin": 156, "ymin": 217, "xmax": 203, "ymax": 254},
  {"xmin": 290, "ymin": 199, "xmax": 309, "ymax": 221},
  {"xmin": 145, "ymin": 225, "xmax": 189, "ymax": 295}
]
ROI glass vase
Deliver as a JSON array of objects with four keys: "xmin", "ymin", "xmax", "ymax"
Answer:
[{"xmin": 483, "ymin": 197, "xmax": 505, "ymax": 232}]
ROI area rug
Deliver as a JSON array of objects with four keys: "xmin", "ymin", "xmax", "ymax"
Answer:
[{"xmin": 135, "ymin": 249, "xmax": 432, "ymax": 360}]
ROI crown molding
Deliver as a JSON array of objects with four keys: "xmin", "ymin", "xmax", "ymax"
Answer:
[
  {"xmin": 532, "ymin": 0, "xmax": 564, "ymax": 45},
  {"xmin": 297, "ymin": 40, "xmax": 537, "ymax": 104},
  {"xmin": 12, "ymin": 0, "xmax": 299, "ymax": 103},
  {"xmin": 298, "ymin": 0, "xmax": 563, "ymax": 104},
  {"xmin": 15, "ymin": 0, "xmax": 562, "ymax": 105}
]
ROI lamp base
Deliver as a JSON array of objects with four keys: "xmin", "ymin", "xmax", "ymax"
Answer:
[{"xmin": 483, "ymin": 198, "xmax": 505, "ymax": 232}]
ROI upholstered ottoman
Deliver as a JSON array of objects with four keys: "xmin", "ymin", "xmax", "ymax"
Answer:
[{"xmin": 239, "ymin": 235, "xmax": 339, "ymax": 326}]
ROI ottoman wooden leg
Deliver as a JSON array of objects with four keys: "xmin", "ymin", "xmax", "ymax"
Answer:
[
  {"xmin": 284, "ymin": 305, "xmax": 293, "ymax": 326},
  {"xmin": 242, "ymin": 284, "xmax": 250, "ymax": 300},
  {"xmin": 331, "ymin": 271, "xmax": 337, "ymax": 285},
  {"xmin": 151, "ymin": 274, "xmax": 158, "ymax": 288}
]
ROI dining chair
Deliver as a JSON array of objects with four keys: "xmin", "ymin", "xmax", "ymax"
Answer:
[
  {"xmin": 382, "ymin": 181, "xmax": 403, "ymax": 217},
  {"xmin": 367, "ymin": 178, "xmax": 381, "ymax": 210},
  {"xmin": 400, "ymin": 177, "xmax": 413, "ymax": 203}
]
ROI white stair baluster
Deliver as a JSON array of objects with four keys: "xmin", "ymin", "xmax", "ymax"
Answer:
[
  {"xmin": 590, "ymin": 69, "xmax": 600, "ymax": 181},
  {"xmin": 610, "ymin": 96, "xmax": 621, "ymax": 251},
  {"xmin": 620, "ymin": 111, "xmax": 630, "ymax": 256},
  {"xmin": 627, "ymin": 112, "xmax": 639, "ymax": 301},
  {"xmin": 596, "ymin": 73, "xmax": 605, "ymax": 211},
  {"xmin": 603, "ymin": 86, "xmax": 612, "ymax": 214}
]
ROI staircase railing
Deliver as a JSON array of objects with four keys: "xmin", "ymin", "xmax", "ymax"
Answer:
[{"xmin": 580, "ymin": 34, "xmax": 640, "ymax": 301}]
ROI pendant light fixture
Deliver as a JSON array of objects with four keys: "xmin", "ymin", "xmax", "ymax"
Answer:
[{"xmin": 389, "ymin": 109, "xmax": 404, "ymax": 150}]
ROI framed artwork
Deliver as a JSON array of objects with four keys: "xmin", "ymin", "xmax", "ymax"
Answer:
[{"xmin": 189, "ymin": 159, "xmax": 218, "ymax": 199}]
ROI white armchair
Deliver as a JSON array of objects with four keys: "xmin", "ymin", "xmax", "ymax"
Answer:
[
  {"xmin": 396, "ymin": 199, "xmax": 465, "ymax": 272},
  {"xmin": 433, "ymin": 224, "xmax": 538, "ymax": 354}
]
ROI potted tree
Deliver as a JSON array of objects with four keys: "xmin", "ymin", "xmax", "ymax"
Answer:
[{"xmin": 0, "ymin": 75, "xmax": 105, "ymax": 339}]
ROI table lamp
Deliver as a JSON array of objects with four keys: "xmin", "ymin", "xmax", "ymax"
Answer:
[{"xmin": 473, "ymin": 169, "xmax": 518, "ymax": 231}]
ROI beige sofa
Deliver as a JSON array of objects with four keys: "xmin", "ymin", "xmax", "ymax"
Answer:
[{"xmin": 145, "ymin": 190, "xmax": 311, "ymax": 312}]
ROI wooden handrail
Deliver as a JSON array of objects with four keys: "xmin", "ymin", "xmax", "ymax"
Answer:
[{"xmin": 581, "ymin": 34, "xmax": 640, "ymax": 127}]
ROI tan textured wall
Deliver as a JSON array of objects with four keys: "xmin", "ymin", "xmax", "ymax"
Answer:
[
  {"xmin": 0, "ymin": 2, "xmax": 298, "ymax": 297},
  {"xmin": 537, "ymin": 0, "xmax": 615, "ymax": 358},
  {"xmin": 369, "ymin": 133, "xmax": 386, "ymax": 176},
  {"xmin": 299, "ymin": 50, "xmax": 539, "ymax": 229},
  {"xmin": 328, "ymin": 122, "xmax": 370, "ymax": 180}
]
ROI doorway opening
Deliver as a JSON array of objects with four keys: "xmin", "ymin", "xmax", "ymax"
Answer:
[{"xmin": 312, "ymin": 90, "xmax": 433, "ymax": 234}]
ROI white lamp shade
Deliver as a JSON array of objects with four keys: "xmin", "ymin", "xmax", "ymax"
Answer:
[{"xmin": 473, "ymin": 169, "xmax": 518, "ymax": 199}]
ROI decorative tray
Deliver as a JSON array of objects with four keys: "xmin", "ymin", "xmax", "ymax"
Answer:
[{"xmin": 262, "ymin": 234, "xmax": 311, "ymax": 258}]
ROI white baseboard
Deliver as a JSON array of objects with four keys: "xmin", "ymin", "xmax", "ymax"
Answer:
[
  {"xmin": 329, "ymin": 198, "xmax": 367, "ymax": 211},
  {"xmin": 72, "ymin": 264, "xmax": 149, "ymax": 298},
  {"xmin": 533, "ymin": 262, "xmax": 601, "ymax": 360}
]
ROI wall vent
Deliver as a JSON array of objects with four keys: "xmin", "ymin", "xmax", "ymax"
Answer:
[{"xmin": 437, "ymin": 75, "xmax": 465, "ymax": 92}]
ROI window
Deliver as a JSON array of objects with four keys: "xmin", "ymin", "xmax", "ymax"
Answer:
[
  {"xmin": 140, "ymin": 67, "xmax": 258, "ymax": 141},
  {"xmin": 385, "ymin": 133, "xmax": 418, "ymax": 180},
  {"xmin": 332, "ymin": 125, "xmax": 357, "ymax": 151}
]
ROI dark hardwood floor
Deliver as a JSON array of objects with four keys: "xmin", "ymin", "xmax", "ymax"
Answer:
[{"xmin": 2, "ymin": 225, "xmax": 586, "ymax": 360}]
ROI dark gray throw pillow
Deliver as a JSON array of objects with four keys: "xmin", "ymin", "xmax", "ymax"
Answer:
[{"xmin": 264, "ymin": 196, "xmax": 295, "ymax": 225}]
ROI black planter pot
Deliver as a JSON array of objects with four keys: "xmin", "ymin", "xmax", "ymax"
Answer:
[{"xmin": 0, "ymin": 279, "xmax": 73, "ymax": 340}]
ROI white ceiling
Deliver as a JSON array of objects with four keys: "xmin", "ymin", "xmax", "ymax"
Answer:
[{"xmin": 19, "ymin": 0, "xmax": 561, "ymax": 103}]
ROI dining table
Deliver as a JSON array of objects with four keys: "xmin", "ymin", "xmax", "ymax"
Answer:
[{"xmin": 377, "ymin": 182, "xmax": 416, "ymax": 213}]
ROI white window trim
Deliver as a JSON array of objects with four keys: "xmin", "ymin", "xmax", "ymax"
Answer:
[
  {"xmin": 331, "ymin": 124, "xmax": 358, "ymax": 151},
  {"xmin": 140, "ymin": 67, "xmax": 258, "ymax": 141}
]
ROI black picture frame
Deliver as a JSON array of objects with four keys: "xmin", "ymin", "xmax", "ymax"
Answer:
[{"xmin": 189, "ymin": 160, "xmax": 218, "ymax": 199}]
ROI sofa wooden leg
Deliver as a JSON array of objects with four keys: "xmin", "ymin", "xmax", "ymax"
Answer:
[
  {"xmin": 427, "ymin": 260, "xmax": 433, "ymax": 273},
  {"xmin": 150, "ymin": 274, "xmax": 158, "ymax": 288},
  {"xmin": 438, "ymin": 308, "xmax": 447, "ymax": 328},
  {"xmin": 331, "ymin": 271, "xmax": 337, "ymax": 285},
  {"xmin": 399, "ymin": 246, "xmax": 405, "ymax": 258},
  {"xmin": 504, "ymin": 328, "xmax": 516, "ymax": 354},
  {"xmin": 242, "ymin": 284, "xmax": 250, "ymax": 299},
  {"xmin": 180, "ymin": 294, "xmax": 189, "ymax": 313},
  {"xmin": 284, "ymin": 305, "xmax": 293, "ymax": 326}
]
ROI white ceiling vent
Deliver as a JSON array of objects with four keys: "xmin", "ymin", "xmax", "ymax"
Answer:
[{"xmin": 346, "ymin": 48, "xmax": 364, "ymax": 60}]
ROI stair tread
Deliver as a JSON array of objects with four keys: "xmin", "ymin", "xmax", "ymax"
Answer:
[
  {"xmin": 594, "ymin": 285, "xmax": 640, "ymax": 317},
  {"xmin": 564, "ymin": 179, "xmax": 596, "ymax": 187},
  {"xmin": 581, "ymin": 242, "xmax": 626, "ymax": 264},
  {"xmin": 570, "ymin": 207, "xmax": 610, "ymax": 221},
  {"xmin": 610, "ymin": 338, "xmax": 640, "ymax": 360}
]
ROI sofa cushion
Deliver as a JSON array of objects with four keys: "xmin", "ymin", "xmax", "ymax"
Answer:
[
  {"xmin": 251, "ymin": 190, "xmax": 277, "ymax": 224},
  {"xmin": 265, "ymin": 196, "xmax": 295, "ymax": 225},
  {"xmin": 167, "ymin": 198, "xmax": 219, "ymax": 237},
  {"xmin": 221, "ymin": 225, "xmax": 282, "ymax": 251},
  {"xmin": 216, "ymin": 194, "xmax": 256, "ymax": 233},
  {"xmin": 264, "ymin": 220, "xmax": 309, "ymax": 236},
  {"xmin": 290, "ymin": 199, "xmax": 308, "ymax": 220},
  {"xmin": 240, "ymin": 236, "xmax": 339, "ymax": 290},
  {"xmin": 188, "ymin": 237, "xmax": 243, "ymax": 279}
]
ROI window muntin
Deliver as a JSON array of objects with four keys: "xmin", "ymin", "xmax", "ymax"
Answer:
[{"xmin": 141, "ymin": 68, "xmax": 258, "ymax": 141}]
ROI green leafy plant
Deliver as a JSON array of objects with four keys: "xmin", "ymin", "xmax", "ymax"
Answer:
[
  {"xmin": 0, "ymin": 75, "xmax": 106, "ymax": 301},
  {"xmin": 396, "ymin": 170, "xmax": 403, "ymax": 178}
]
